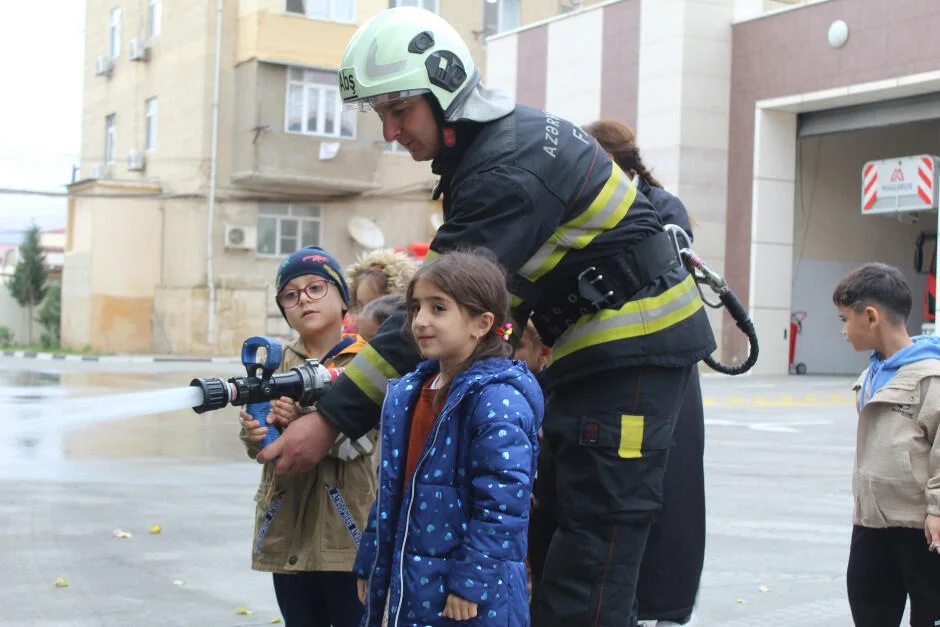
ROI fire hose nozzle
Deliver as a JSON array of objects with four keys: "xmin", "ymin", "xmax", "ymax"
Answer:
[{"xmin": 190, "ymin": 377, "xmax": 233, "ymax": 414}]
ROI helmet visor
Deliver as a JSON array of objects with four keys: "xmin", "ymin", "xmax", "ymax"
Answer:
[{"xmin": 343, "ymin": 89, "xmax": 430, "ymax": 112}]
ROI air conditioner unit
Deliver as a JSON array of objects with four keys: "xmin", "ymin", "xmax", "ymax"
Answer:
[
  {"xmin": 95, "ymin": 56, "xmax": 114, "ymax": 76},
  {"xmin": 127, "ymin": 149, "xmax": 146, "ymax": 171},
  {"xmin": 224, "ymin": 225, "xmax": 258, "ymax": 250},
  {"xmin": 91, "ymin": 163, "xmax": 112, "ymax": 179},
  {"xmin": 128, "ymin": 39, "xmax": 151, "ymax": 62}
]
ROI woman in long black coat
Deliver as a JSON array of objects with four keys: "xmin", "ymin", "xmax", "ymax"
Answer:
[{"xmin": 582, "ymin": 119, "xmax": 707, "ymax": 627}]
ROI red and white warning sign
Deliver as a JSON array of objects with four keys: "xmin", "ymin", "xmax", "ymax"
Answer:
[{"xmin": 861, "ymin": 155, "xmax": 939, "ymax": 214}]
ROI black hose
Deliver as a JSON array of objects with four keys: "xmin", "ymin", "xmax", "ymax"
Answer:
[{"xmin": 703, "ymin": 288, "xmax": 759, "ymax": 375}]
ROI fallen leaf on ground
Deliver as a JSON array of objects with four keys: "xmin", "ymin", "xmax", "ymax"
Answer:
[
  {"xmin": 55, "ymin": 578, "xmax": 70, "ymax": 588},
  {"xmin": 735, "ymin": 598, "xmax": 747, "ymax": 604},
  {"xmin": 150, "ymin": 524, "xmax": 162, "ymax": 534},
  {"xmin": 271, "ymin": 619, "xmax": 282, "ymax": 624},
  {"xmin": 172, "ymin": 580, "xmax": 185, "ymax": 586},
  {"xmin": 759, "ymin": 585, "xmax": 770, "ymax": 592},
  {"xmin": 112, "ymin": 529, "xmax": 133, "ymax": 539},
  {"xmin": 236, "ymin": 607, "xmax": 254, "ymax": 615}
]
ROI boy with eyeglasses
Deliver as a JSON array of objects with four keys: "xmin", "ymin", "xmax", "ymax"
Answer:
[{"xmin": 238, "ymin": 246, "xmax": 374, "ymax": 626}]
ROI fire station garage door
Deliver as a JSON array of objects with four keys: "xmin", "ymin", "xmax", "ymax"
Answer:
[{"xmin": 789, "ymin": 93, "xmax": 940, "ymax": 375}]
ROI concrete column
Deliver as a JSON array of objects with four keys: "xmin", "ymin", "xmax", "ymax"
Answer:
[
  {"xmin": 636, "ymin": 0, "xmax": 734, "ymax": 354},
  {"xmin": 748, "ymin": 106, "xmax": 797, "ymax": 374}
]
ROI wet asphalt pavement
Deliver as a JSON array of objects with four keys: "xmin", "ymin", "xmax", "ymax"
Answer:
[{"xmin": 0, "ymin": 356, "xmax": 880, "ymax": 625}]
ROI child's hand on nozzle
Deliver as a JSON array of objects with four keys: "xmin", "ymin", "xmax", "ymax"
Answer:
[
  {"xmin": 926, "ymin": 514, "xmax": 940, "ymax": 553},
  {"xmin": 239, "ymin": 410, "xmax": 269, "ymax": 442},
  {"xmin": 441, "ymin": 594, "xmax": 478, "ymax": 621},
  {"xmin": 269, "ymin": 397, "xmax": 301, "ymax": 428}
]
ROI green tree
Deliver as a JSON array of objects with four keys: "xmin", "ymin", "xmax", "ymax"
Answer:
[
  {"xmin": 38, "ymin": 281, "xmax": 61, "ymax": 349},
  {"xmin": 7, "ymin": 225, "xmax": 47, "ymax": 344}
]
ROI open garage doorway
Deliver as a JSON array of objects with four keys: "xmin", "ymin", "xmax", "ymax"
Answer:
[{"xmin": 789, "ymin": 119, "xmax": 940, "ymax": 375}]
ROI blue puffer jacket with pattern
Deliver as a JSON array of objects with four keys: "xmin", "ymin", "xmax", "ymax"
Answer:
[{"xmin": 353, "ymin": 357, "xmax": 543, "ymax": 627}]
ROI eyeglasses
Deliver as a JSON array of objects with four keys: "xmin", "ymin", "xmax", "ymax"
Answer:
[{"xmin": 277, "ymin": 279, "xmax": 331, "ymax": 309}]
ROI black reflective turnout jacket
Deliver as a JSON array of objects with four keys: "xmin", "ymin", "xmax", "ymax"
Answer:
[{"xmin": 317, "ymin": 105, "xmax": 716, "ymax": 439}]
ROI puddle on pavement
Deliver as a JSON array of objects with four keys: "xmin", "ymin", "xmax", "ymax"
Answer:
[{"xmin": 1, "ymin": 367, "xmax": 249, "ymax": 465}]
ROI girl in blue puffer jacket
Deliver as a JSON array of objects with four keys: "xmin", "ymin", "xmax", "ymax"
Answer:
[{"xmin": 354, "ymin": 250, "xmax": 543, "ymax": 627}]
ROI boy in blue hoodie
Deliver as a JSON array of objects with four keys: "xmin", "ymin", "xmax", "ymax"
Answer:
[{"xmin": 832, "ymin": 262, "xmax": 940, "ymax": 627}]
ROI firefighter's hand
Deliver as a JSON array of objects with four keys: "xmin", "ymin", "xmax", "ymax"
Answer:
[
  {"xmin": 256, "ymin": 410, "xmax": 339, "ymax": 474},
  {"xmin": 239, "ymin": 411, "xmax": 268, "ymax": 442},
  {"xmin": 269, "ymin": 396, "xmax": 300, "ymax": 428},
  {"xmin": 441, "ymin": 594, "xmax": 478, "ymax": 621},
  {"xmin": 926, "ymin": 514, "xmax": 940, "ymax": 553},
  {"xmin": 357, "ymin": 579, "xmax": 367, "ymax": 605}
]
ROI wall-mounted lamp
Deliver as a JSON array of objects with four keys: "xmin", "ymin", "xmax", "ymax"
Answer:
[{"xmin": 828, "ymin": 20, "xmax": 849, "ymax": 49}]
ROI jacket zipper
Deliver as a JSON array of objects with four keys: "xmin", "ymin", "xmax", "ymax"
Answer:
[
  {"xmin": 393, "ymin": 391, "xmax": 465, "ymax": 627},
  {"xmin": 363, "ymin": 392, "xmax": 392, "ymax": 626}
]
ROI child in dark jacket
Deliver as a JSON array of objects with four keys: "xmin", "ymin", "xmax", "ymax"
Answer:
[{"xmin": 353, "ymin": 251, "xmax": 543, "ymax": 626}]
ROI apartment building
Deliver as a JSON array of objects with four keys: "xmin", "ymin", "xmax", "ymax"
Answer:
[{"xmin": 64, "ymin": 0, "xmax": 602, "ymax": 355}]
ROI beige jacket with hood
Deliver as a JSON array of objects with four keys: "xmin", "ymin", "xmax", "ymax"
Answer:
[
  {"xmin": 852, "ymin": 358, "xmax": 940, "ymax": 528},
  {"xmin": 240, "ymin": 336, "xmax": 377, "ymax": 573}
]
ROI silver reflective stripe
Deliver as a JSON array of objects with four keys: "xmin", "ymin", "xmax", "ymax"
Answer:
[
  {"xmin": 366, "ymin": 38, "xmax": 406, "ymax": 78},
  {"xmin": 346, "ymin": 347, "xmax": 393, "ymax": 405},
  {"xmin": 519, "ymin": 167, "xmax": 631, "ymax": 280}
]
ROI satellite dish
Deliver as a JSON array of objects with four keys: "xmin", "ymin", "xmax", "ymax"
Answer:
[
  {"xmin": 430, "ymin": 210, "xmax": 444, "ymax": 232},
  {"xmin": 347, "ymin": 216, "xmax": 386, "ymax": 249}
]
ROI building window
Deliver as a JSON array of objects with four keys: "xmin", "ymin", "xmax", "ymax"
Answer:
[
  {"xmin": 384, "ymin": 142, "xmax": 409, "ymax": 155},
  {"xmin": 109, "ymin": 8, "xmax": 122, "ymax": 58},
  {"xmin": 145, "ymin": 98, "xmax": 158, "ymax": 151},
  {"xmin": 148, "ymin": 0, "xmax": 162, "ymax": 37},
  {"xmin": 286, "ymin": 0, "xmax": 355, "ymax": 23},
  {"xmin": 390, "ymin": 0, "xmax": 439, "ymax": 12},
  {"xmin": 483, "ymin": 0, "xmax": 520, "ymax": 34},
  {"xmin": 285, "ymin": 68, "xmax": 356, "ymax": 139},
  {"xmin": 105, "ymin": 114, "xmax": 116, "ymax": 164},
  {"xmin": 257, "ymin": 204, "xmax": 322, "ymax": 256}
]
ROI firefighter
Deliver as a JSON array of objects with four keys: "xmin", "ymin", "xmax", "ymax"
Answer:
[{"xmin": 258, "ymin": 8, "xmax": 717, "ymax": 626}]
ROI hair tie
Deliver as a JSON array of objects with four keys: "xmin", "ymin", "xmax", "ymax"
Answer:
[{"xmin": 495, "ymin": 323, "xmax": 513, "ymax": 342}]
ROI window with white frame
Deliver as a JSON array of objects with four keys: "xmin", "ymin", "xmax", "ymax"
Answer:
[
  {"xmin": 286, "ymin": 0, "xmax": 355, "ymax": 23},
  {"xmin": 390, "ymin": 0, "xmax": 439, "ymax": 12},
  {"xmin": 285, "ymin": 68, "xmax": 356, "ymax": 139},
  {"xmin": 105, "ymin": 114, "xmax": 116, "ymax": 163},
  {"xmin": 148, "ymin": 0, "xmax": 162, "ymax": 37},
  {"xmin": 145, "ymin": 98, "xmax": 158, "ymax": 151},
  {"xmin": 257, "ymin": 204, "xmax": 322, "ymax": 256},
  {"xmin": 109, "ymin": 8, "xmax": 122, "ymax": 58},
  {"xmin": 483, "ymin": 0, "xmax": 520, "ymax": 34}
]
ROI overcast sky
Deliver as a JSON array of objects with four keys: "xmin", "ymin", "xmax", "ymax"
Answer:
[{"xmin": 0, "ymin": 1, "xmax": 85, "ymax": 243}]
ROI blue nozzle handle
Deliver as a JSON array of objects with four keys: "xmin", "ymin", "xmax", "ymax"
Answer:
[
  {"xmin": 241, "ymin": 336, "xmax": 283, "ymax": 372},
  {"xmin": 240, "ymin": 336, "xmax": 284, "ymax": 454},
  {"xmin": 248, "ymin": 400, "xmax": 280, "ymax": 449}
]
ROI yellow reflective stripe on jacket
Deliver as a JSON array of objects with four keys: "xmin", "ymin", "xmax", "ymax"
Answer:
[
  {"xmin": 343, "ymin": 344, "xmax": 400, "ymax": 405},
  {"xmin": 548, "ymin": 274, "xmax": 703, "ymax": 365},
  {"xmin": 519, "ymin": 165, "xmax": 636, "ymax": 282}
]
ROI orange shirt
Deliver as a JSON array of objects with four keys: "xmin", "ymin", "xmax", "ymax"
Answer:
[{"xmin": 404, "ymin": 375, "xmax": 439, "ymax": 483}]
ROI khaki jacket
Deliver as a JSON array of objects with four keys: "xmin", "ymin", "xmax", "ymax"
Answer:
[
  {"xmin": 240, "ymin": 336, "xmax": 378, "ymax": 573},
  {"xmin": 852, "ymin": 358, "xmax": 940, "ymax": 528}
]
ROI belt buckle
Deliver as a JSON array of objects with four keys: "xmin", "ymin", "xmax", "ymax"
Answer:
[{"xmin": 577, "ymin": 266, "xmax": 616, "ymax": 311}]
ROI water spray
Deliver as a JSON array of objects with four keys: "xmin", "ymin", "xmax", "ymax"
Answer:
[{"xmin": 190, "ymin": 336, "xmax": 342, "ymax": 446}]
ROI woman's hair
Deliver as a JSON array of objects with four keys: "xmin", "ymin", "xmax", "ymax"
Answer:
[
  {"xmin": 582, "ymin": 119, "xmax": 663, "ymax": 189},
  {"xmin": 360, "ymin": 293, "xmax": 404, "ymax": 328},
  {"xmin": 405, "ymin": 250, "xmax": 513, "ymax": 406}
]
